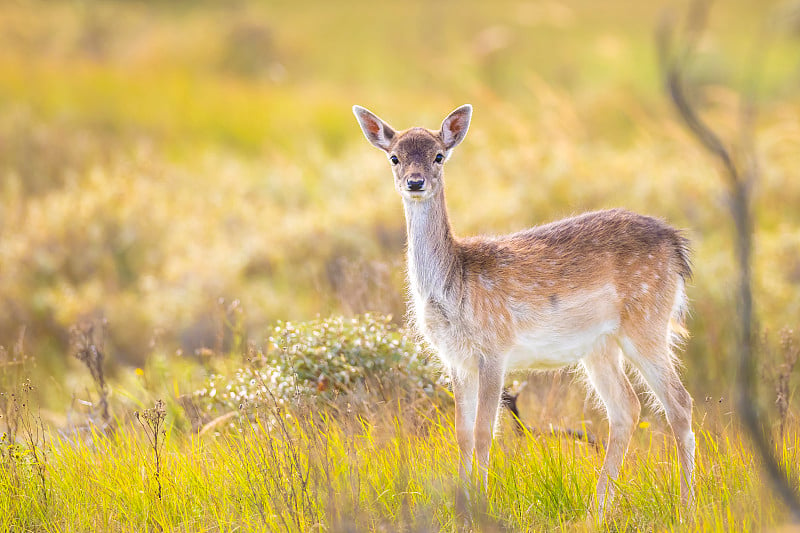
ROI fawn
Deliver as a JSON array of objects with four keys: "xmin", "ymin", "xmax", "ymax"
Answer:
[{"xmin": 353, "ymin": 104, "xmax": 695, "ymax": 511}]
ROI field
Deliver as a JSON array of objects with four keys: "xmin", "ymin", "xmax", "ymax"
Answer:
[{"xmin": 1, "ymin": 0, "xmax": 800, "ymax": 530}]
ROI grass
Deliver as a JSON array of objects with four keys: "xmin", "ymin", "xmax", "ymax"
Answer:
[
  {"xmin": 5, "ymin": 311, "xmax": 795, "ymax": 531},
  {"xmin": 0, "ymin": 396, "xmax": 795, "ymax": 532}
]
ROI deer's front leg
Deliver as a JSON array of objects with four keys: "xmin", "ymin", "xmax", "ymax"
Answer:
[
  {"xmin": 474, "ymin": 357, "xmax": 504, "ymax": 489},
  {"xmin": 452, "ymin": 370, "xmax": 479, "ymax": 482},
  {"xmin": 452, "ymin": 369, "xmax": 479, "ymax": 516}
]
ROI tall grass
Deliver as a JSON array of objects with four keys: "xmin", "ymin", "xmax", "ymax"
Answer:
[
  {"xmin": 0, "ymin": 396, "xmax": 795, "ymax": 531},
  {"xmin": 1, "ymin": 312, "xmax": 798, "ymax": 530}
]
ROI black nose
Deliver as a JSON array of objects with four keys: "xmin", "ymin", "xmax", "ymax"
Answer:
[{"xmin": 407, "ymin": 178, "xmax": 425, "ymax": 191}]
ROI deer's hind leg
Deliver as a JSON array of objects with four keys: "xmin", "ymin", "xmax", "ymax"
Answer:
[
  {"xmin": 582, "ymin": 340, "xmax": 641, "ymax": 513},
  {"xmin": 620, "ymin": 331, "xmax": 695, "ymax": 507}
]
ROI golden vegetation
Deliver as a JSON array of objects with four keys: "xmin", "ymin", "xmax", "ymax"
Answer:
[{"xmin": 1, "ymin": 0, "xmax": 799, "ymax": 529}]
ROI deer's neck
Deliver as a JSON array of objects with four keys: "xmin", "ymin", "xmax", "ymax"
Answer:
[{"xmin": 403, "ymin": 190, "xmax": 460, "ymax": 301}]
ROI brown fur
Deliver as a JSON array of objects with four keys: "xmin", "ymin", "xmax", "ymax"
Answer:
[{"xmin": 353, "ymin": 104, "xmax": 696, "ymax": 514}]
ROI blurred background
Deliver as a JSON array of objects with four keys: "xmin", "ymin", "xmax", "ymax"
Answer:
[{"xmin": 0, "ymin": 0, "xmax": 799, "ymax": 415}]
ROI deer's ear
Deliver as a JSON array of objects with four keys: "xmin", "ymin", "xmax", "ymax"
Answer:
[
  {"xmin": 353, "ymin": 105, "xmax": 396, "ymax": 152},
  {"xmin": 440, "ymin": 104, "xmax": 472, "ymax": 150}
]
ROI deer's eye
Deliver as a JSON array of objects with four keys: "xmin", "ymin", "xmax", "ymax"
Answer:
[
  {"xmin": 434, "ymin": 153, "xmax": 444, "ymax": 164},
  {"xmin": 390, "ymin": 155, "xmax": 400, "ymax": 165}
]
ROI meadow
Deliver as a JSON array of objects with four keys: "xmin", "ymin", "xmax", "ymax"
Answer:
[{"xmin": 1, "ymin": 0, "xmax": 800, "ymax": 530}]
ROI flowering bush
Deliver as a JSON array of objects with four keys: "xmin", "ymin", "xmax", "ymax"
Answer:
[{"xmin": 194, "ymin": 314, "xmax": 449, "ymax": 417}]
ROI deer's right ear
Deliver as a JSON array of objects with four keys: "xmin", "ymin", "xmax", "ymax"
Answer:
[{"xmin": 353, "ymin": 105, "xmax": 396, "ymax": 152}]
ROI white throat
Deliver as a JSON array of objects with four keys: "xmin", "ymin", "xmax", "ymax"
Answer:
[{"xmin": 403, "ymin": 193, "xmax": 458, "ymax": 302}]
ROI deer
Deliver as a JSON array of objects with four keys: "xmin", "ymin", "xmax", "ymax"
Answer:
[{"xmin": 353, "ymin": 104, "xmax": 695, "ymax": 512}]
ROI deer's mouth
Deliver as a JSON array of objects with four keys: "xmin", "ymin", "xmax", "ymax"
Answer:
[{"xmin": 402, "ymin": 190, "xmax": 431, "ymax": 203}]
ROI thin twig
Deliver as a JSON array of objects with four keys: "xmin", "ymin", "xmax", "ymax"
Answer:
[{"xmin": 501, "ymin": 389, "xmax": 604, "ymax": 450}]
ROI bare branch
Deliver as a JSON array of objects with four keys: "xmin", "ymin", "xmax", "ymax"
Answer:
[
  {"xmin": 660, "ymin": 0, "xmax": 800, "ymax": 521},
  {"xmin": 657, "ymin": 5, "xmax": 740, "ymax": 186},
  {"xmin": 501, "ymin": 389, "xmax": 604, "ymax": 450}
]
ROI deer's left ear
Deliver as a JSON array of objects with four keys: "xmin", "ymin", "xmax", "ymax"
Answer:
[{"xmin": 440, "ymin": 104, "xmax": 472, "ymax": 150}]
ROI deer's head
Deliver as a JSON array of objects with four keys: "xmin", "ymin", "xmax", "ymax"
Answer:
[{"xmin": 353, "ymin": 105, "xmax": 472, "ymax": 202}]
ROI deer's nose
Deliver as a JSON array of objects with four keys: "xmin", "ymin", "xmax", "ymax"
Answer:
[{"xmin": 406, "ymin": 175, "xmax": 425, "ymax": 191}]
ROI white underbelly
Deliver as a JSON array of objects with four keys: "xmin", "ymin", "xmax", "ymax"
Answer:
[
  {"xmin": 505, "ymin": 318, "xmax": 620, "ymax": 370},
  {"xmin": 504, "ymin": 283, "xmax": 622, "ymax": 370}
]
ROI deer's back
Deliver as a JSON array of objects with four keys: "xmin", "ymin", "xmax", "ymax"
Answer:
[{"xmin": 458, "ymin": 208, "xmax": 689, "ymax": 292}]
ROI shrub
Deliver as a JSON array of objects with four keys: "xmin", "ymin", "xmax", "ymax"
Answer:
[{"xmin": 194, "ymin": 314, "xmax": 448, "ymax": 419}]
